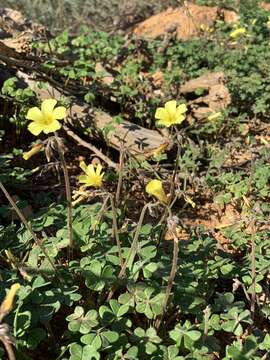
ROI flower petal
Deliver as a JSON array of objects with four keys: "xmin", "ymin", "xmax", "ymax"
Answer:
[
  {"xmin": 174, "ymin": 115, "xmax": 185, "ymax": 125},
  {"xmin": 79, "ymin": 161, "xmax": 88, "ymax": 175},
  {"xmin": 0, "ymin": 283, "xmax": 20, "ymax": 316},
  {"xmin": 41, "ymin": 99, "xmax": 57, "ymax": 116},
  {"xmin": 146, "ymin": 179, "xmax": 162, "ymax": 194},
  {"xmin": 165, "ymin": 100, "xmax": 177, "ymax": 116},
  {"xmin": 23, "ymin": 144, "xmax": 43, "ymax": 160},
  {"xmin": 52, "ymin": 106, "xmax": 66, "ymax": 120},
  {"xmin": 156, "ymin": 119, "xmax": 171, "ymax": 127},
  {"xmin": 95, "ymin": 164, "xmax": 103, "ymax": 176},
  {"xmin": 146, "ymin": 179, "xmax": 168, "ymax": 204},
  {"xmin": 26, "ymin": 107, "xmax": 43, "ymax": 122},
  {"xmin": 85, "ymin": 164, "xmax": 96, "ymax": 177},
  {"xmin": 176, "ymin": 103, "xmax": 188, "ymax": 116},
  {"xmin": 78, "ymin": 175, "xmax": 89, "ymax": 184},
  {"xmin": 155, "ymin": 108, "xmax": 170, "ymax": 121},
  {"xmin": 28, "ymin": 122, "xmax": 44, "ymax": 136},
  {"xmin": 43, "ymin": 120, "xmax": 61, "ymax": 134}
]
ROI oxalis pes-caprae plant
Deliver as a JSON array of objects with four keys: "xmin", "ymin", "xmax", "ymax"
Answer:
[
  {"xmin": 0, "ymin": 96, "xmax": 190, "ymax": 357},
  {"xmin": 2, "ymin": 6, "xmax": 270, "ymax": 357},
  {"xmin": 145, "ymin": 99, "xmax": 188, "ymax": 329}
]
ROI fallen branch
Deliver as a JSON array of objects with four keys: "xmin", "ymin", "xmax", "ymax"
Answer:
[{"xmin": 63, "ymin": 125, "xmax": 118, "ymax": 169}]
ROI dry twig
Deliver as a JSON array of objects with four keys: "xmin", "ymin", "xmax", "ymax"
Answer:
[{"xmin": 63, "ymin": 125, "xmax": 118, "ymax": 169}]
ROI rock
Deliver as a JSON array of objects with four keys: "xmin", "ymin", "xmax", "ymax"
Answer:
[
  {"xmin": 17, "ymin": 71, "xmax": 171, "ymax": 158},
  {"xmin": 180, "ymin": 72, "xmax": 225, "ymax": 93},
  {"xmin": 95, "ymin": 63, "xmax": 114, "ymax": 86},
  {"xmin": 0, "ymin": 8, "xmax": 47, "ymax": 54},
  {"xmin": 260, "ymin": 2, "xmax": 270, "ymax": 11},
  {"xmin": 180, "ymin": 72, "xmax": 231, "ymax": 121},
  {"xmin": 133, "ymin": 3, "xmax": 239, "ymax": 40}
]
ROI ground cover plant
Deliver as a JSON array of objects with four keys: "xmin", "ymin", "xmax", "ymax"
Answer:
[{"xmin": 0, "ymin": 0, "xmax": 270, "ymax": 359}]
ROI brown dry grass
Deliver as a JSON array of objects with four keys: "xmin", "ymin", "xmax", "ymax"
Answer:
[{"xmin": 0, "ymin": 0, "xmax": 180, "ymax": 33}]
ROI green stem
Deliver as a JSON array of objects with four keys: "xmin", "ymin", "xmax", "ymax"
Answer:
[
  {"xmin": 250, "ymin": 221, "xmax": 256, "ymax": 320},
  {"xmin": 115, "ymin": 147, "xmax": 125, "ymax": 208},
  {"xmin": 55, "ymin": 135, "xmax": 73, "ymax": 256},
  {"xmin": 203, "ymin": 305, "xmax": 211, "ymax": 343},
  {"xmin": 155, "ymin": 215, "xmax": 179, "ymax": 330},
  {"xmin": 119, "ymin": 203, "xmax": 151, "ymax": 278},
  {"xmin": 168, "ymin": 140, "xmax": 181, "ymax": 203},
  {"xmin": 107, "ymin": 203, "xmax": 156, "ymax": 301},
  {"xmin": 13, "ymin": 301, "xmax": 23, "ymax": 338},
  {"xmin": 107, "ymin": 194, "xmax": 124, "ymax": 267}
]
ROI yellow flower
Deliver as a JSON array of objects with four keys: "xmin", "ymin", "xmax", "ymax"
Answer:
[
  {"xmin": 23, "ymin": 143, "xmax": 43, "ymax": 160},
  {"xmin": 26, "ymin": 99, "xmax": 66, "ymax": 136},
  {"xmin": 146, "ymin": 179, "xmax": 168, "ymax": 204},
  {"xmin": 267, "ymin": 16, "xmax": 270, "ymax": 29},
  {"xmin": 155, "ymin": 100, "xmax": 187, "ymax": 128},
  {"xmin": 79, "ymin": 161, "xmax": 104, "ymax": 188},
  {"xmin": 0, "ymin": 283, "xmax": 20, "ymax": 318},
  {"xmin": 230, "ymin": 27, "xmax": 246, "ymax": 38}
]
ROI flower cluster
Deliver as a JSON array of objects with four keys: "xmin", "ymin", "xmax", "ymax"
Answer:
[{"xmin": 25, "ymin": 98, "xmax": 187, "ymax": 196}]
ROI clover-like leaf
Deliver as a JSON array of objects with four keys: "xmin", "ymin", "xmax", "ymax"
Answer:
[
  {"xmin": 67, "ymin": 307, "xmax": 99, "ymax": 334},
  {"xmin": 69, "ymin": 343, "xmax": 100, "ymax": 360},
  {"xmin": 221, "ymin": 307, "xmax": 252, "ymax": 336}
]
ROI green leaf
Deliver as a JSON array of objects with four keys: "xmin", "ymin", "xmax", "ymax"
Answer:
[
  {"xmin": 143, "ymin": 262, "xmax": 158, "ymax": 279},
  {"xmin": 26, "ymin": 327, "xmax": 47, "ymax": 349},
  {"xmin": 126, "ymin": 346, "xmax": 138, "ymax": 359},
  {"xmin": 139, "ymin": 245, "xmax": 157, "ymax": 260},
  {"xmin": 167, "ymin": 345, "xmax": 182, "ymax": 360},
  {"xmin": 186, "ymin": 330, "xmax": 201, "ymax": 341},
  {"xmin": 117, "ymin": 304, "xmax": 129, "ymax": 317},
  {"xmin": 259, "ymin": 333, "xmax": 270, "ymax": 350},
  {"xmin": 70, "ymin": 343, "xmax": 83, "ymax": 359},
  {"xmin": 81, "ymin": 333, "xmax": 96, "ymax": 345},
  {"xmin": 102, "ymin": 330, "xmax": 119, "ymax": 344},
  {"xmin": 70, "ymin": 344, "xmax": 100, "ymax": 360},
  {"xmin": 32, "ymin": 276, "xmax": 51, "ymax": 290},
  {"xmin": 67, "ymin": 307, "xmax": 99, "ymax": 334},
  {"xmin": 145, "ymin": 342, "xmax": 157, "ymax": 355},
  {"xmin": 134, "ymin": 327, "xmax": 145, "ymax": 337},
  {"xmin": 220, "ymin": 264, "xmax": 233, "ymax": 275}
]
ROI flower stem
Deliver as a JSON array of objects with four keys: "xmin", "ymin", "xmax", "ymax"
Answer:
[
  {"xmin": 119, "ymin": 203, "xmax": 151, "ymax": 278},
  {"xmin": 107, "ymin": 202, "xmax": 157, "ymax": 301},
  {"xmin": 168, "ymin": 131, "xmax": 181, "ymax": 203},
  {"xmin": 203, "ymin": 305, "xmax": 211, "ymax": 343},
  {"xmin": 107, "ymin": 194, "xmax": 124, "ymax": 267},
  {"xmin": 94, "ymin": 194, "xmax": 124, "ymax": 267},
  {"xmin": 55, "ymin": 135, "xmax": 73, "ymax": 256},
  {"xmin": 1, "ymin": 338, "xmax": 15, "ymax": 360},
  {"xmin": 249, "ymin": 220, "xmax": 257, "ymax": 320},
  {"xmin": 115, "ymin": 147, "xmax": 125, "ymax": 207},
  {"xmin": 155, "ymin": 212, "xmax": 179, "ymax": 330}
]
